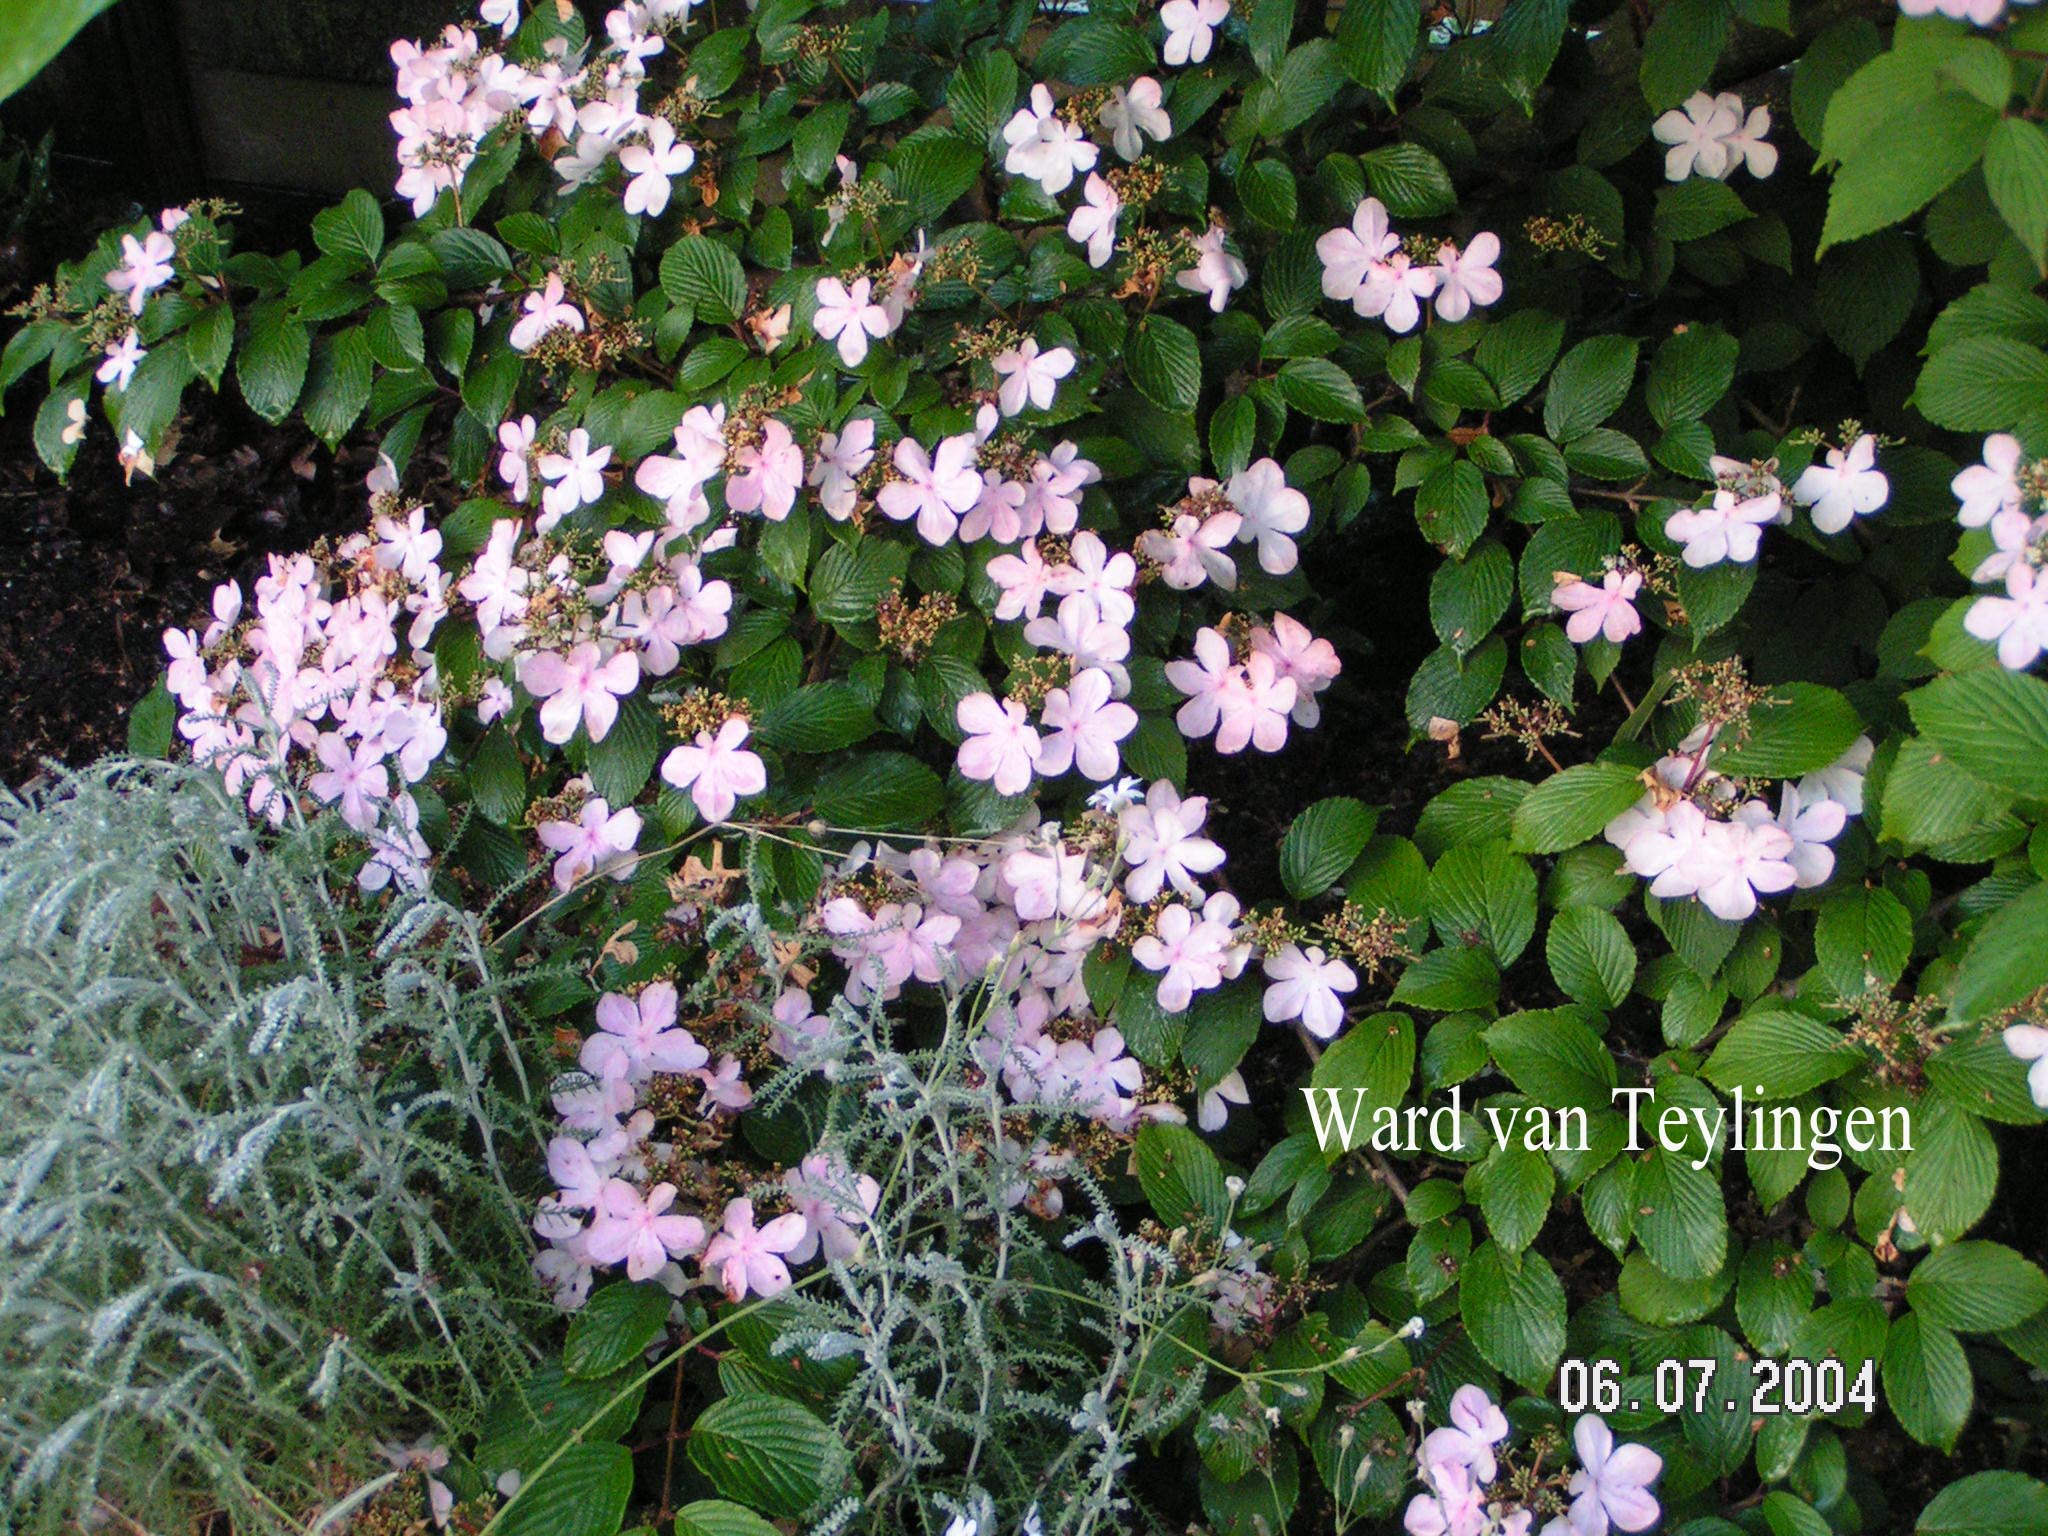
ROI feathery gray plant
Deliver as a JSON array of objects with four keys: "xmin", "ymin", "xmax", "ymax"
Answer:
[{"xmin": 0, "ymin": 760, "xmax": 548, "ymax": 1534}]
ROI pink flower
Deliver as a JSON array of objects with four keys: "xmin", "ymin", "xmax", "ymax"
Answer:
[
  {"xmin": 1424, "ymin": 1385, "xmax": 1510, "ymax": 1484},
  {"xmin": 1430, "ymin": 234, "xmax": 1503, "ymax": 323},
  {"xmin": 814, "ymin": 275, "xmax": 893, "ymax": 366},
  {"xmin": 727, "ymin": 418, "xmax": 804, "ymax": 521},
  {"xmin": 1166, "ymin": 627, "xmax": 1296, "ymax": 754},
  {"xmin": 1023, "ymin": 593, "xmax": 1131, "ymax": 692},
  {"xmin": 519, "ymin": 642, "xmax": 640, "ymax": 744},
  {"xmin": 1250, "ymin": 613, "xmax": 1340, "ymax": 727},
  {"xmin": 585, "ymin": 1179, "xmax": 706, "ymax": 1282},
  {"xmin": 510, "ymin": 272, "xmax": 586, "ymax": 351},
  {"xmin": 660, "ymin": 716, "xmax": 767, "ymax": 823},
  {"xmin": 1405, "ymin": 1464, "xmax": 1487, "ymax": 1536},
  {"xmin": 582, "ymin": 981, "xmax": 709, "ymax": 1082},
  {"xmin": 697, "ymin": 1054, "xmax": 754, "ymax": 1113},
  {"xmin": 1133, "ymin": 893, "xmax": 1246, "ymax": 1011},
  {"xmin": 1176, "ymin": 225, "xmax": 1248, "ymax": 312},
  {"xmin": 619, "ymin": 118, "xmax": 694, "ymax": 216},
  {"xmin": 785, "ymin": 1152, "xmax": 881, "ymax": 1264},
  {"xmin": 1054, "ymin": 1027, "xmax": 1145, "ymax": 1118},
  {"xmin": 537, "ymin": 797, "xmax": 642, "ymax": 891},
  {"xmin": 1261, "ymin": 943, "xmax": 1357, "ymax": 1038},
  {"xmin": 877, "ymin": 432, "xmax": 982, "ymax": 544},
  {"xmin": 105, "ymin": 230, "xmax": 175, "ymax": 314},
  {"xmin": 1101, "ymin": 77, "xmax": 1170, "ymax": 159},
  {"xmin": 496, "ymin": 415, "xmax": 536, "ymax": 501},
  {"xmin": 1228, "ymin": 458, "xmax": 1310, "ymax": 576},
  {"xmin": 1565, "ymin": 1416, "xmax": 1661, "ymax": 1536},
  {"xmin": 537, "ymin": 428, "xmax": 612, "ymax": 526},
  {"xmin": 1137, "ymin": 508, "xmax": 1239, "ymax": 591},
  {"xmin": 2002, "ymin": 1024, "xmax": 2048, "ymax": 1110},
  {"xmin": 1791, "ymin": 433, "xmax": 1888, "ymax": 535},
  {"xmin": 956, "ymin": 692, "xmax": 1043, "ymax": 795},
  {"xmin": 1665, "ymin": 489, "xmax": 1777, "ymax": 568},
  {"xmin": 1553, "ymin": 570, "xmax": 1643, "ymax": 645},
  {"xmin": 1068, "ymin": 174, "xmax": 1122, "ymax": 267},
  {"xmin": 1036, "ymin": 668, "xmax": 1137, "ymax": 781},
  {"xmin": 308, "ymin": 732, "xmax": 389, "ymax": 832},
  {"xmin": 1119, "ymin": 780, "xmax": 1224, "ymax": 903},
  {"xmin": 809, "ymin": 417, "xmax": 876, "ymax": 519},
  {"xmin": 97, "ymin": 330, "xmax": 145, "ymax": 391},
  {"xmin": 1966, "ymin": 561, "xmax": 2048, "ymax": 670},
  {"xmin": 994, "ymin": 339, "xmax": 1077, "ymax": 417},
  {"xmin": 1161, "ymin": 0, "xmax": 1229, "ymax": 66},
  {"xmin": 1198, "ymin": 1070, "xmax": 1249, "ymax": 1131},
  {"xmin": 1050, "ymin": 531, "xmax": 1136, "ymax": 624},
  {"xmin": 1319, "ymin": 198, "xmax": 1400, "ymax": 305},
  {"xmin": 987, "ymin": 540, "xmax": 1060, "ymax": 621},
  {"xmin": 1953, "ymin": 433, "xmax": 2025, "ymax": 527},
  {"xmin": 701, "ymin": 1197, "xmax": 808, "ymax": 1302}
]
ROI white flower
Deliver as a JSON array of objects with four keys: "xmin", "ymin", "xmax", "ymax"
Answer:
[
  {"xmin": 1664, "ymin": 488, "xmax": 1778, "ymax": 567},
  {"xmin": 1430, "ymin": 233, "xmax": 1503, "ymax": 323},
  {"xmin": 1067, "ymin": 173, "xmax": 1122, "ymax": 268},
  {"xmin": 1002, "ymin": 84, "xmax": 1098, "ymax": 197},
  {"xmin": 1261, "ymin": 943, "xmax": 1357, "ymax": 1038},
  {"xmin": 809, "ymin": 416, "xmax": 876, "ymax": 520},
  {"xmin": 537, "ymin": 427, "xmax": 612, "ymax": 526},
  {"xmin": 1792, "ymin": 433, "xmax": 1888, "ymax": 535},
  {"xmin": 1198, "ymin": 1070, "xmax": 1249, "ymax": 1131},
  {"xmin": 510, "ymin": 273, "xmax": 586, "ymax": 351},
  {"xmin": 1953, "ymin": 433, "xmax": 2025, "ymax": 527},
  {"xmin": 813, "ymin": 275, "xmax": 893, "ymax": 366},
  {"xmin": 994, "ymin": 339, "xmax": 1076, "ymax": 417},
  {"xmin": 1318, "ymin": 197, "xmax": 1399, "ymax": 303},
  {"xmin": 956, "ymin": 692, "xmax": 1043, "ymax": 795},
  {"xmin": 1037, "ymin": 668, "xmax": 1138, "ymax": 780},
  {"xmin": 1088, "ymin": 775, "xmax": 1146, "ymax": 814},
  {"xmin": 1161, "ymin": 0, "xmax": 1230, "ymax": 65},
  {"xmin": 1101, "ymin": 78, "xmax": 1170, "ymax": 159},
  {"xmin": 96, "ymin": 331, "xmax": 145, "ymax": 391},
  {"xmin": 1712, "ymin": 93, "xmax": 1778, "ymax": 179},
  {"xmin": 1176, "ymin": 225, "xmax": 1248, "ymax": 313},
  {"xmin": 1651, "ymin": 92, "xmax": 1739, "ymax": 182},
  {"xmin": 105, "ymin": 230, "xmax": 176, "ymax": 314},
  {"xmin": 1798, "ymin": 735, "xmax": 1872, "ymax": 817},
  {"xmin": 1119, "ymin": 779, "xmax": 1224, "ymax": 903},
  {"xmin": 1966, "ymin": 561, "xmax": 2048, "ymax": 670},
  {"xmin": 1226, "ymin": 457, "xmax": 1310, "ymax": 576},
  {"xmin": 877, "ymin": 432, "xmax": 982, "ymax": 544},
  {"xmin": 619, "ymin": 118, "xmax": 695, "ymax": 216}
]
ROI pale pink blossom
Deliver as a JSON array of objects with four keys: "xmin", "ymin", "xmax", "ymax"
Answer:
[
  {"xmin": 1001, "ymin": 83, "xmax": 1098, "ymax": 196},
  {"xmin": 1101, "ymin": 77, "xmax": 1170, "ymax": 159},
  {"xmin": 727, "ymin": 418, "xmax": 804, "ymax": 521},
  {"xmin": 1423, "ymin": 1385, "xmax": 1510, "ymax": 1484},
  {"xmin": 956, "ymin": 692, "xmax": 1043, "ymax": 795},
  {"xmin": 97, "ymin": 331, "xmax": 145, "ymax": 391},
  {"xmin": 537, "ymin": 797, "xmax": 642, "ymax": 891},
  {"xmin": 1250, "ymin": 613, "xmax": 1340, "ymax": 727},
  {"xmin": 1553, "ymin": 569, "xmax": 1643, "ymax": 645},
  {"xmin": 1120, "ymin": 779, "xmax": 1224, "ymax": 903},
  {"xmin": 660, "ymin": 716, "xmax": 767, "ymax": 822},
  {"xmin": 1953, "ymin": 433, "xmax": 2025, "ymax": 528},
  {"xmin": 586, "ymin": 1179, "xmax": 706, "ymax": 1282},
  {"xmin": 701, "ymin": 1197, "xmax": 808, "ymax": 1301},
  {"xmin": 1565, "ymin": 1416, "xmax": 1661, "ymax": 1536},
  {"xmin": 619, "ymin": 117, "xmax": 695, "ymax": 216},
  {"xmin": 1261, "ymin": 943, "xmax": 1357, "ymax": 1038},
  {"xmin": 1198, "ymin": 1070, "xmax": 1250, "ymax": 1131},
  {"xmin": 519, "ymin": 642, "xmax": 639, "ymax": 744},
  {"xmin": 510, "ymin": 273, "xmax": 586, "ymax": 350},
  {"xmin": 582, "ymin": 981, "xmax": 709, "ymax": 1082},
  {"xmin": 1176, "ymin": 225, "xmax": 1248, "ymax": 312},
  {"xmin": 1036, "ymin": 668, "xmax": 1138, "ymax": 781},
  {"xmin": 813, "ymin": 275, "xmax": 893, "ymax": 366},
  {"xmin": 1652, "ymin": 92, "xmax": 1739, "ymax": 182},
  {"xmin": 1137, "ymin": 507, "xmax": 1239, "ymax": 591},
  {"xmin": 1228, "ymin": 458, "xmax": 1310, "ymax": 575},
  {"xmin": 1791, "ymin": 434, "xmax": 1888, "ymax": 535},
  {"xmin": 1068, "ymin": 173, "xmax": 1122, "ymax": 268},
  {"xmin": 1665, "ymin": 489, "xmax": 1777, "ymax": 568},
  {"xmin": 809, "ymin": 416, "xmax": 876, "ymax": 519},
  {"xmin": 784, "ymin": 1153, "xmax": 881, "ymax": 1264},
  {"xmin": 497, "ymin": 414, "xmax": 536, "ymax": 501},
  {"xmin": 1166, "ymin": 627, "xmax": 1296, "ymax": 754},
  {"xmin": 878, "ymin": 432, "xmax": 982, "ymax": 544},
  {"xmin": 105, "ymin": 231, "xmax": 176, "ymax": 314},
  {"xmin": 1966, "ymin": 560, "xmax": 2048, "ymax": 670},
  {"xmin": 537, "ymin": 428, "xmax": 612, "ymax": 526},
  {"xmin": 994, "ymin": 339, "xmax": 1076, "ymax": 417},
  {"xmin": 1430, "ymin": 233, "xmax": 1503, "ymax": 323},
  {"xmin": 1161, "ymin": 0, "xmax": 1229, "ymax": 65}
]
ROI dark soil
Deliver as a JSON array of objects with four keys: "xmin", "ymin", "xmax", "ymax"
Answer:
[{"xmin": 0, "ymin": 393, "xmax": 368, "ymax": 787}]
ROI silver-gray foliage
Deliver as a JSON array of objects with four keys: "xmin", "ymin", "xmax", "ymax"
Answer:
[{"xmin": 0, "ymin": 760, "xmax": 547, "ymax": 1533}]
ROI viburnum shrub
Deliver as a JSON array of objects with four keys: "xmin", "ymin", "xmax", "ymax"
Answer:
[{"xmin": 7, "ymin": 0, "xmax": 2048, "ymax": 1528}]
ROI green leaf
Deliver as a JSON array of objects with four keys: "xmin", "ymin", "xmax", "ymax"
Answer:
[
  {"xmin": 687, "ymin": 1394, "xmax": 839, "ymax": 1517},
  {"xmin": 811, "ymin": 752, "xmax": 942, "ymax": 831},
  {"xmin": 0, "ymin": 0, "xmax": 122, "ymax": 103},
  {"xmin": 1360, "ymin": 143, "xmax": 1457, "ymax": 218},
  {"xmin": 1391, "ymin": 948, "xmax": 1500, "ymax": 1011},
  {"xmin": 660, "ymin": 235, "xmax": 747, "ymax": 324},
  {"xmin": 1308, "ymin": 1012, "xmax": 1417, "ymax": 1160},
  {"xmin": 1915, "ymin": 335, "xmax": 2048, "ymax": 431},
  {"xmin": 1281, "ymin": 797, "xmax": 1380, "ymax": 900},
  {"xmin": 238, "ymin": 304, "xmax": 311, "ymax": 425},
  {"xmin": 1819, "ymin": 94, "xmax": 1998, "ymax": 254},
  {"xmin": 674, "ymin": 1501, "xmax": 784, "ymax": 1536},
  {"xmin": 754, "ymin": 683, "xmax": 878, "ymax": 755},
  {"xmin": 1135, "ymin": 1121, "xmax": 1231, "ymax": 1227},
  {"xmin": 1907, "ymin": 1241, "xmax": 2048, "ymax": 1333},
  {"xmin": 1654, "ymin": 179, "xmax": 1751, "ymax": 242},
  {"xmin": 1546, "ymin": 906, "xmax": 1635, "ymax": 1009},
  {"xmin": 301, "ymin": 328, "xmax": 374, "ymax": 449},
  {"xmin": 311, "ymin": 188, "xmax": 386, "ymax": 268},
  {"xmin": 1794, "ymin": 18, "xmax": 1883, "ymax": 152},
  {"xmin": 1459, "ymin": 1241, "xmax": 1567, "ymax": 1391},
  {"xmin": 1884, "ymin": 1314, "xmax": 1972, "ymax": 1452},
  {"xmin": 587, "ymin": 695, "xmax": 661, "ymax": 807},
  {"xmin": 1816, "ymin": 233, "xmax": 1919, "ymax": 369},
  {"xmin": 1713, "ymin": 683, "xmax": 1862, "ymax": 778},
  {"xmin": 499, "ymin": 1445, "xmax": 633, "ymax": 1536},
  {"xmin": 1414, "ymin": 459, "xmax": 1489, "ymax": 557},
  {"xmin": 791, "ymin": 101, "xmax": 852, "ymax": 185},
  {"xmin": 1919, "ymin": 1473, "xmax": 2048, "ymax": 1536},
  {"xmin": 1475, "ymin": 310, "xmax": 1565, "ymax": 405},
  {"xmin": 947, "ymin": 50, "xmax": 1019, "ymax": 152},
  {"xmin": 1429, "ymin": 839, "xmax": 1538, "ymax": 965},
  {"xmin": 1907, "ymin": 668, "xmax": 2048, "ymax": 798},
  {"xmin": 1277, "ymin": 356, "xmax": 1365, "ymax": 421},
  {"xmin": 1127, "ymin": 315, "xmax": 1202, "ymax": 414},
  {"xmin": 1509, "ymin": 762, "xmax": 1646, "ymax": 854},
  {"xmin": 1703, "ymin": 1006, "xmax": 1862, "ymax": 1097},
  {"xmin": 1903, "ymin": 1094, "xmax": 1998, "ymax": 1243},
  {"xmin": 1814, "ymin": 886, "xmax": 1912, "ymax": 998},
  {"xmin": 1646, "ymin": 324, "xmax": 1739, "ymax": 427},
  {"xmin": 1485, "ymin": 0, "xmax": 1570, "ymax": 112},
  {"xmin": 127, "ymin": 678, "xmax": 174, "ymax": 757},
  {"xmin": 1333, "ymin": 0, "xmax": 1419, "ymax": 98},
  {"xmin": 1950, "ymin": 880, "xmax": 2048, "ymax": 1024},
  {"xmin": 1470, "ymin": 1145, "xmax": 1553, "ymax": 1253},
  {"xmin": 1430, "ymin": 540, "xmax": 1514, "ymax": 656},
  {"xmin": 1633, "ymin": 1144, "xmax": 1728, "ymax": 1281},
  {"xmin": 1543, "ymin": 336, "xmax": 1638, "ymax": 442},
  {"xmin": 563, "ymin": 1281, "xmax": 672, "ymax": 1379},
  {"xmin": 1485, "ymin": 1009, "xmax": 1616, "ymax": 1112},
  {"xmin": 1639, "ymin": 0, "xmax": 1731, "ymax": 111}
]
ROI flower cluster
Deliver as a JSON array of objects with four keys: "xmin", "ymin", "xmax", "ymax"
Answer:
[
  {"xmin": 1953, "ymin": 433, "xmax": 2048, "ymax": 671},
  {"xmin": 1318, "ymin": 197, "xmax": 1503, "ymax": 333},
  {"xmin": 1662, "ymin": 437, "xmax": 1889, "ymax": 571},
  {"xmin": 1406, "ymin": 1389, "xmax": 1661, "ymax": 1536},
  {"xmin": 1651, "ymin": 91, "xmax": 1778, "ymax": 183}
]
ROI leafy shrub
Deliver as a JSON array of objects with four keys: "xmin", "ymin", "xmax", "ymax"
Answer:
[
  {"xmin": 7, "ymin": 0, "xmax": 2048, "ymax": 1528},
  {"xmin": 0, "ymin": 761, "xmax": 546, "ymax": 1533}
]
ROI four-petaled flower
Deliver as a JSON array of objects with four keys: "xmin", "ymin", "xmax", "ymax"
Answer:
[
  {"xmin": 661, "ymin": 716, "xmax": 768, "ymax": 822},
  {"xmin": 701, "ymin": 1197, "xmax": 808, "ymax": 1302},
  {"xmin": 586, "ymin": 1179, "xmax": 706, "ymax": 1283}
]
